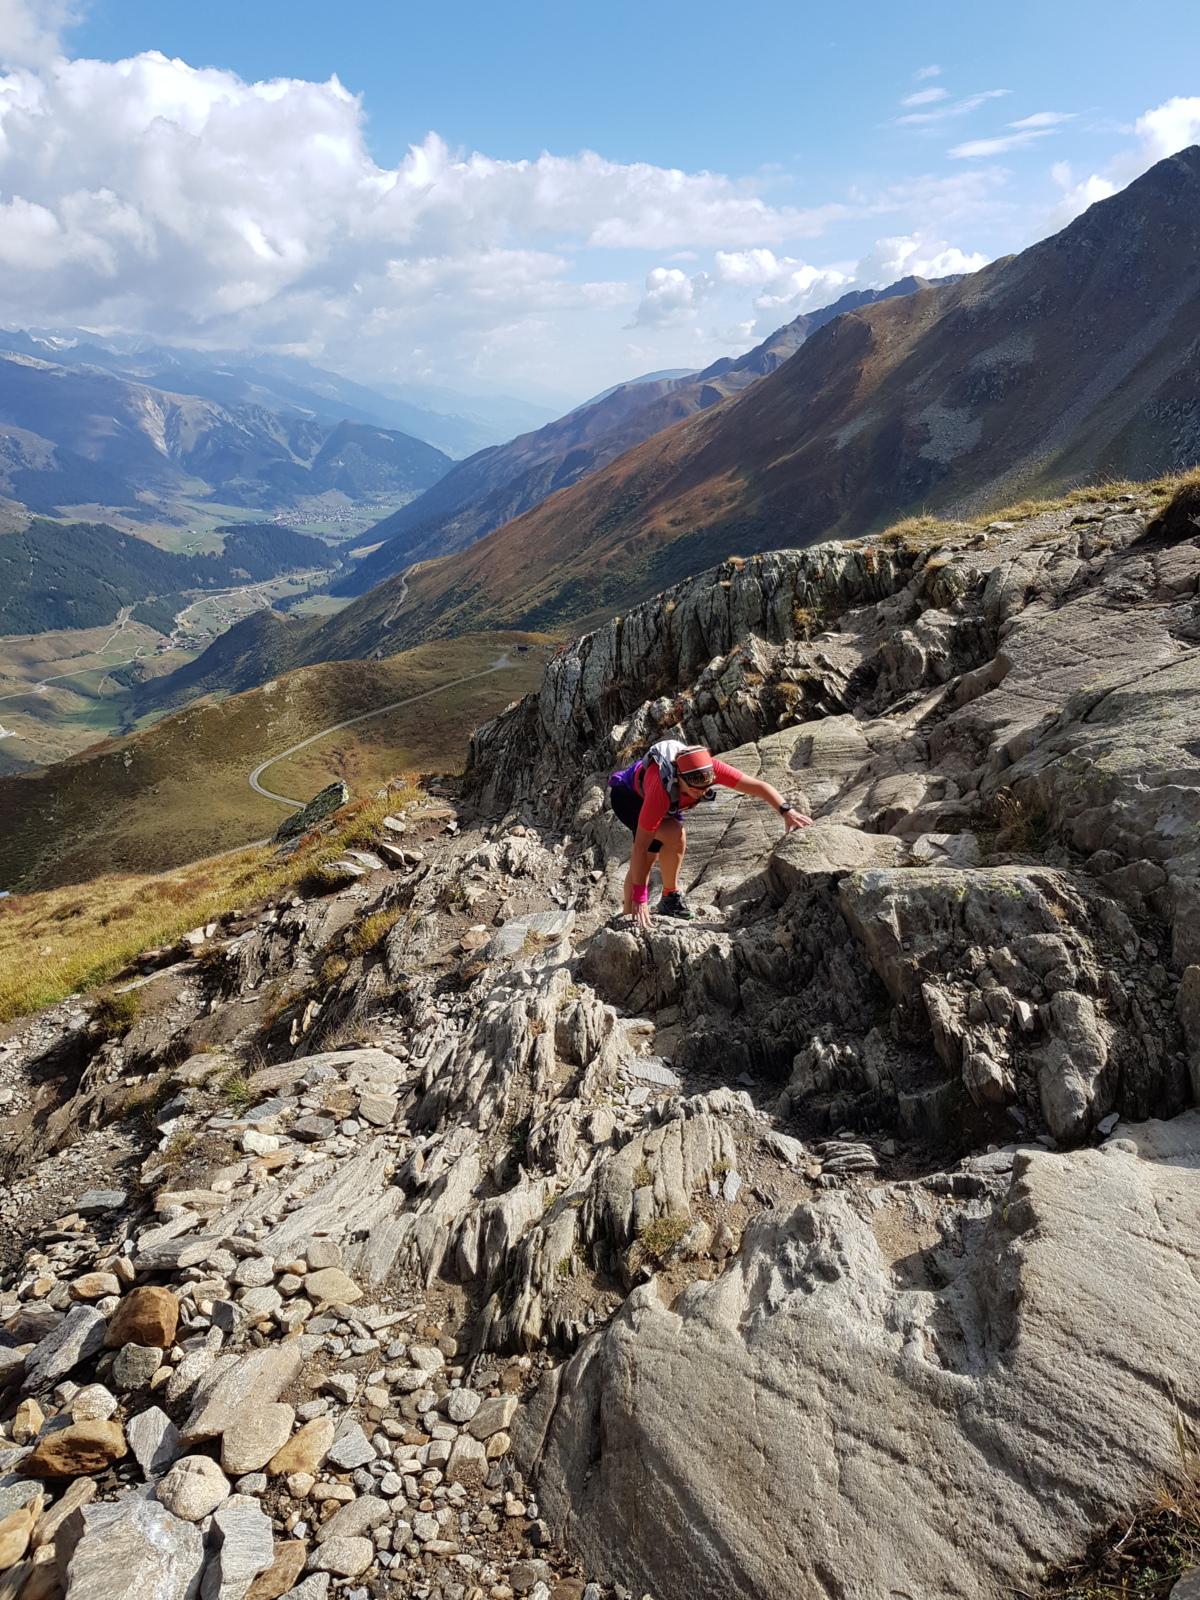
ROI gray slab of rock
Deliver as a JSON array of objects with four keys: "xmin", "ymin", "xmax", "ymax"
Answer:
[
  {"xmin": 293, "ymin": 1117, "xmax": 336, "ymax": 1142},
  {"xmin": 76, "ymin": 1189, "xmax": 127, "ymax": 1216},
  {"xmin": 22, "ymin": 1304, "xmax": 106, "ymax": 1391},
  {"xmin": 199, "ymin": 1496, "xmax": 275, "ymax": 1600},
  {"xmin": 0, "ymin": 1477, "xmax": 40, "ymax": 1519},
  {"xmin": 314, "ymin": 1493, "xmax": 389, "ymax": 1544},
  {"xmin": 127, "ymin": 1406, "xmax": 180, "ymax": 1478},
  {"xmin": 307, "ymin": 1535, "xmax": 373, "ymax": 1576},
  {"xmin": 624, "ymin": 1056, "xmax": 681, "ymax": 1088},
  {"xmin": 58, "ymin": 1493, "xmax": 205, "ymax": 1600},
  {"xmin": 181, "ymin": 1342, "xmax": 303, "ymax": 1443},
  {"xmin": 280, "ymin": 1579, "xmax": 330, "ymax": 1600},
  {"xmin": 325, "ymin": 1421, "xmax": 374, "ymax": 1471},
  {"xmin": 487, "ymin": 909, "xmax": 575, "ymax": 960},
  {"xmin": 467, "ymin": 1395, "xmax": 520, "ymax": 1440},
  {"xmin": 0, "ymin": 1346, "xmax": 26, "ymax": 1387},
  {"xmin": 1170, "ymin": 1570, "xmax": 1200, "ymax": 1599}
]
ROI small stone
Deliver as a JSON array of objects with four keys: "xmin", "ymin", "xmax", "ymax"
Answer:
[
  {"xmin": 314, "ymin": 1494, "xmax": 389, "ymax": 1544},
  {"xmin": 104, "ymin": 1286, "xmax": 179, "ymax": 1350},
  {"xmin": 30, "ymin": 1473, "xmax": 95, "ymax": 1550},
  {"xmin": 211, "ymin": 1300, "xmax": 250, "ymax": 1335},
  {"xmin": 223, "ymin": 1404, "xmax": 296, "ymax": 1475},
  {"xmin": 407, "ymin": 1345, "xmax": 444, "ymax": 1373},
  {"xmin": 304, "ymin": 1268, "xmax": 361, "ymax": 1308},
  {"xmin": 304, "ymin": 1241, "xmax": 342, "ymax": 1271},
  {"xmin": 246, "ymin": 1540, "xmax": 309, "ymax": 1600},
  {"xmin": 270, "ymin": 1417, "xmax": 336, "ymax": 1477},
  {"xmin": 26, "ymin": 1419, "xmax": 127, "ymax": 1477},
  {"xmin": 356, "ymin": 1093, "xmax": 397, "ymax": 1127},
  {"xmin": 467, "ymin": 1395, "xmax": 519, "ymax": 1439},
  {"xmin": 114, "ymin": 1341, "xmax": 164, "ymax": 1389},
  {"xmin": 234, "ymin": 1256, "xmax": 277, "ymax": 1289},
  {"xmin": 307, "ymin": 1535, "xmax": 373, "ymax": 1577},
  {"xmin": 69, "ymin": 1272, "xmax": 121, "ymax": 1301},
  {"xmin": 321, "ymin": 1373, "xmax": 358, "ymax": 1405},
  {"xmin": 156, "ymin": 1454, "xmax": 231, "ymax": 1520},
  {"xmin": 292, "ymin": 1117, "xmax": 336, "ymax": 1142},
  {"xmin": 70, "ymin": 1383, "xmax": 119, "ymax": 1421},
  {"xmin": 445, "ymin": 1433, "xmax": 487, "ymax": 1488},
  {"xmin": 182, "ymin": 1342, "xmax": 303, "ymax": 1444},
  {"xmin": 287, "ymin": 1471, "xmax": 316, "ymax": 1499},
  {"xmin": 325, "ymin": 1422, "xmax": 374, "ymax": 1471},
  {"xmin": 446, "ymin": 1388, "xmax": 481, "ymax": 1424},
  {"xmin": 76, "ymin": 1189, "xmax": 128, "ymax": 1216},
  {"xmin": 127, "ymin": 1406, "xmax": 181, "ymax": 1478},
  {"xmin": 486, "ymin": 1431, "xmax": 511, "ymax": 1460},
  {"xmin": 243, "ymin": 1130, "xmax": 280, "ymax": 1156},
  {"xmin": 23, "ymin": 1304, "xmax": 107, "ymax": 1390},
  {"xmin": 240, "ymin": 1286, "xmax": 284, "ymax": 1316},
  {"xmin": 410, "ymin": 1512, "xmax": 439, "ymax": 1542},
  {"xmin": 509, "ymin": 1560, "xmax": 553, "ymax": 1595},
  {"xmin": 276, "ymin": 1577, "xmax": 329, "ymax": 1600}
]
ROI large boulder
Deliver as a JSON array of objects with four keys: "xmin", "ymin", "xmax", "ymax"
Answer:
[{"xmin": 520, "ymin": 1119, "xmax": 1200, "ymax": 1600}]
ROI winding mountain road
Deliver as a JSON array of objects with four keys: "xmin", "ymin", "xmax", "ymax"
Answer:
[{"xmin": 248, "ymin": 651, "xmax": 515, "ymax": 809}]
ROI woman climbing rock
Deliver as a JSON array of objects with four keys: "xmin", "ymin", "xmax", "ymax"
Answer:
[{"xmin": 608, "ymin": 740, "xmax": 811, "ymax": 926}]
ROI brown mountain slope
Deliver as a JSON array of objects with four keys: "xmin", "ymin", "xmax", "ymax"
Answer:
[
  {"xmin": 354, "ymin": 145, "xmax": 1200, "ymax": 647},
  {"xmin": 334, "ymin": 276, "xmax": 947, "ymax": 596}
]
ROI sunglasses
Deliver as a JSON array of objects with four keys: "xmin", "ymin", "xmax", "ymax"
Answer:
[{"xmin": 680, "ymin": 769, "xmax": 714, "ymax": 787}]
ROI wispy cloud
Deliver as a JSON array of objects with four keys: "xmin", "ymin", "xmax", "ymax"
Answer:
[
  {"xmin": 902, "ymin": 88, "xmax": 948, "ymax": 108},
  {"xmin": 1010, "ymin": 111, "xmax": 1074, "ymax": 129},
  {"xmin": 950, "ymin": 110, "xmax": 1074, "ymax": 160},
  {"xmin": 915, "ymin": 65, "xmax": 942, "ymax": 80},
  {"xmin": 898, "ymin": 89, "xmax": 1009, "ymax": 127}
]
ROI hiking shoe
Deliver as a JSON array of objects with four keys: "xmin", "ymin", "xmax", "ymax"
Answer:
[{"xmin": 657, "ymin": 890, "xmax": 696, "ymax": 921}]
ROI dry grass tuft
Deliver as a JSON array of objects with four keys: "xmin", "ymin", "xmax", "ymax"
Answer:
[
  {"xmin": 345, "ymin": 906, "xmax": 402, "ymax": 959},
  {"xmin": 1041, "ymin": 1436, "xmax": 1200, "ymax": 1597}
]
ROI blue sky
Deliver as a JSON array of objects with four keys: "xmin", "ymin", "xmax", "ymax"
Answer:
[{"xmin": 0, "ymin": 0, "xmax": 1197, "ymax": 402}]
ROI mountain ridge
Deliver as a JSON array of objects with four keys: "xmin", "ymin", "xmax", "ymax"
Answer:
[
  {"xmin": 345, "ymin": 146, "xmax": 1200, "ymax": 649},
  {"xmin": 334, "ymin": 274, "xmax": 958, "ymax": 596}
]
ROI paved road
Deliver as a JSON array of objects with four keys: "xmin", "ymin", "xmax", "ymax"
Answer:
[{"xmin": 248, "ymin": 652, "xmax": 514, "ymax": 809}]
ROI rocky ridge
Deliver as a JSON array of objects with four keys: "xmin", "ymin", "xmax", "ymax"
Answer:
[{"xmin": 0, "ymin": 479, "xmax": 1199, "ymax": 1598}]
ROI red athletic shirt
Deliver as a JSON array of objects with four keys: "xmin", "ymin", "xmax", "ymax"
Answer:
[{"xmin": 636, "ymin": 758, "xmax": 744, "ymax": 833}]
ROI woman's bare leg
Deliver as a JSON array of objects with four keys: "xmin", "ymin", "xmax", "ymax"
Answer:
[{"xmin": 656, "ymin": 820, "xmax": 686, "ymax": 895}]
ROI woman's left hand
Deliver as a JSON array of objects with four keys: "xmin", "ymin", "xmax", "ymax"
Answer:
[{"xmin": 783, "ymin": 809, "xmax": 812, "ymax": 832}]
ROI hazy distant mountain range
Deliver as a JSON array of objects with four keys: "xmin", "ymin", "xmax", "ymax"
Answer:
[
  {"xmin": 0, "ymin": 348, "xmax": 453, "ymax": 520},
  {"xmin": 333, "ymin": 275, "xmax": 960, "ymax": 596},
  {"xmin": 0, "ymin": 329, "xmax": 559, "ymax": 459}
]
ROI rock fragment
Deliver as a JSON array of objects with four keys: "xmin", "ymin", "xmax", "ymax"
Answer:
[
  {"xmin": 103, "ymin": 1286, "xmax": 179, "ymax": 1350},
  {"xmin": 156, "ymin": 1455, "xmax": 231, "ymax": 1521}
]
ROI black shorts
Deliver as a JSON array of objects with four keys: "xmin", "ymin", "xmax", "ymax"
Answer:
[{"xmin": 609, "ymin": 784, "xmax": 644, "ymax": 833}]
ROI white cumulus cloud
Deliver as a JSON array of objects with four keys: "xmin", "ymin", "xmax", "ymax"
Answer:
[
  {"xmin": 1044, "ymin": 94, "xmax": 1200, "ymax": 232},
  {"xmin": 0, "ymin": 44, "xmax": 842, "ymax": 389}
]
